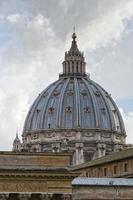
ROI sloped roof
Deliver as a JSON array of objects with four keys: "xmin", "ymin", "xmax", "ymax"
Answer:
[
  {"xmin": 72, "ymin": 177, "xmax": 133, "ymax": 186},
  {"xmin": 71, "ymin": 148, "xmax": 133, "ymax": 171}
]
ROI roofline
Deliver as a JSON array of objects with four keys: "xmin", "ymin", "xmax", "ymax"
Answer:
[
  {"xmin": 0, "ymin": 151, "xmax": 73, "ymax": 156},
  {"xmin": 70, "ymin": 148, "xmax": 133, "ymax": 171}
]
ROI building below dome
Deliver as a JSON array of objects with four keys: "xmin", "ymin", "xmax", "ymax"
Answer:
[{"xmin": 13, "ymin": 32, "xmax": 126, "ymax": 165}]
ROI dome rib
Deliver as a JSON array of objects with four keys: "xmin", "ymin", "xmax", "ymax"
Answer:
[
  {"xmin": 91, "ymin": 80, "xmax": 115, "ymax": 130},
  {"xmin": 40, "ymin": 79, "xmax": 63, "ymax": 129},
  {"xmin": 93, "ymin": 81, "xmax": 125, "ymax": 134},
  {"xmin": 23, "ymin": 77, "xmax": 126, "ymax": 133},
  {"xmin": 108, "ymin": 95, "xmax": 126, "ymax": 134},
  {"xmin": 74, "ymin": 78, "xmax": 81, "ymax": 127},
  {"xmin": 23, "ymin": 84, "xmax": 53, "ymax": 133},
  {"xmin": 56, "ymin": 78, "xmax": 70, "ymax": 128},
  {"xmin": 82, "ymin": 78, "xmax": 99, "ymax": 128}
]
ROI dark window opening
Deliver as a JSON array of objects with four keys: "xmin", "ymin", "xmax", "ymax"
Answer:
[
  {"xmin": 124, "ymin": 163, "xmax": 128, "ymax": 172},
  {"xmin": 114, "ymin": 165, "xmax": 117, "ymax": 174},
  {"xmin": 104, "ymin": 167, "xmax": 107, "ymax": 176}
]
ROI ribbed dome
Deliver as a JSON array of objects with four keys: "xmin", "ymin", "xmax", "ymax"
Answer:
[
  {"xmin": 23, "ymin": 76, "xmax": 125, "ymax": 134},
  {"xmin": 22, "ymin": 32, "xmax": 126, "ymax": 163}
]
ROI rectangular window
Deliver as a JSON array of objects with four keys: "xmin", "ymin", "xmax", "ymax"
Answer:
[
  {"xmin": 104, "ymin": 167, "xmax": 107, "ymax": 176},
  {"xmin": 124, "ymin": 163, "xmax": 128, "ymax": 172},
  {"xmin": 114, "ymin": 165, "xmax": 117, "ymax": 174},
  {"xmin": 86, "ymin": 171, "xmax": 89, "ymax": 177}
]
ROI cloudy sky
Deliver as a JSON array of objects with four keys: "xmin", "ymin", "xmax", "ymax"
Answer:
[{"xmin": 0, "ymin": 0, "xmax": 133, "ymax": 150}]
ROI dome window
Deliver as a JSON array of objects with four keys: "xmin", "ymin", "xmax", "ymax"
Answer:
[
  {"xmin": 43, "ymin": 93, "xmax": 48, "ymax": 97},
  {"xmin": 53, "ymin": 90, "xmax": 59, "ymax": 96},
  {"xmin": 105, "ymin": 92, "xmax": 109, "ymax": 97},
  {"xmin": 101, "ymin": 108, "xmax": 106, "ymax": 114},
  {"xmin": 95, "ymin": 91, "xmax": 100, "ymax": 97},
  {"xmin": 48, "ymin": 107, "xmax": 54, "ymax": 114},
  {"xmin": 48, "ymin": 123, "xmax": 51, "ymax": 128},
  {"xmin": 81, "ymin": 89, "xmax": 87, "ymax": 96},
  {"xmin": 67, "ymin": 90, "xmax": 74, "ymax": 96},
  {"xmin": 84, "ymin": 106, "xmax": 91, "ymax": 113},
  {"xmin": 36, "ymin": 109, "xmax": 40, "ymax": 113},
  {"xmin": 66, "ymin": 106, "xmax": 72, "ymax": 113}
]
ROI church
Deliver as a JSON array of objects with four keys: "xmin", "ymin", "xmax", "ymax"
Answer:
[{"xmin": 0, "ymin": 32, "xmax": 133, "ymax": 199}]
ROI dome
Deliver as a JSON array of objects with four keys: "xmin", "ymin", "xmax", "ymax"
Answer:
[
  {"xmin": 22, "ymin": 32, "xmax": 126, "ymax": 164},
  {"xmin": 23, "ymin": 32, "xmax": 125, "ymax": 135},
  {"xmin": 23, "ymin": 77, "xmax": 125, "ymax": 134}
]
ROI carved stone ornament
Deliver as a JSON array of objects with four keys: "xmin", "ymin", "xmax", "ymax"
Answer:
[
  {"xmin": 45, "ymin": 132, "xmax": 55, "ymax": 138},
  {"xmin": 64, "ymin": 132, "xmax": 74, "ymax": 137},
  {"xmin": 84, "ymin": 132, "xmax": 94, "ymax": 137}
]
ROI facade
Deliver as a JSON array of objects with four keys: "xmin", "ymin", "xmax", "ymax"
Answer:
[
  {"xmin": 13, "ymin": 32, "xmax": 126, "ymax": 166},
  {"xmin": 0, "ymin": 152, "xmax": 77, "ymax": 194}
]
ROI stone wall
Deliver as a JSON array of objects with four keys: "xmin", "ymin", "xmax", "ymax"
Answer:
[
  {"xmin": 84, "ymin": 158, "xmax": 133, "ymax": 178},
  {"xmin": 0, "ymin": 152, "xmax": 71, "ymax": 167},
  {"xmin": 72, "ymin": 148, "xmax": 133, "ymax": 178},
  {"xmin": 72, "ymin": 185, "xmax": 133, "ymax": 200}
]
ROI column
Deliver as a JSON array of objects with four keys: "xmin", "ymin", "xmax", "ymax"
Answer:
[
  {"xmin": 75, "ymin": 143, "xmax": 84, "ymax": 165},
  {"xmin": 63, "ymin": 62, "xmax": 66, "ymax": 74},
  {"xmin": 19, "ymin": 194, "xmax": 31, "ymax": 200},
  {"xmin": 82, "ymin": 62, "xmax": 85, "ymax": 73},
  {"xmin": 0, "ymin": 194, "xmax": 9, "ymax": 200},
  {"xmin": 70, "ymin": 61, "xmax": 72, "ymax": 73},
  {"xmin": 97, "ymin": 143, "xmax": 106, "ymax": 158},
  {"xmin": 74, "ymin": 61, "xmax": 77, "ymax": 73},
  {"xmin": 66, "ymin": 62, "xmax": 68, "ymax": 73},
  {"xmin": 40, "ymin": 193, "xmax": 53, "ymax": 200}
]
